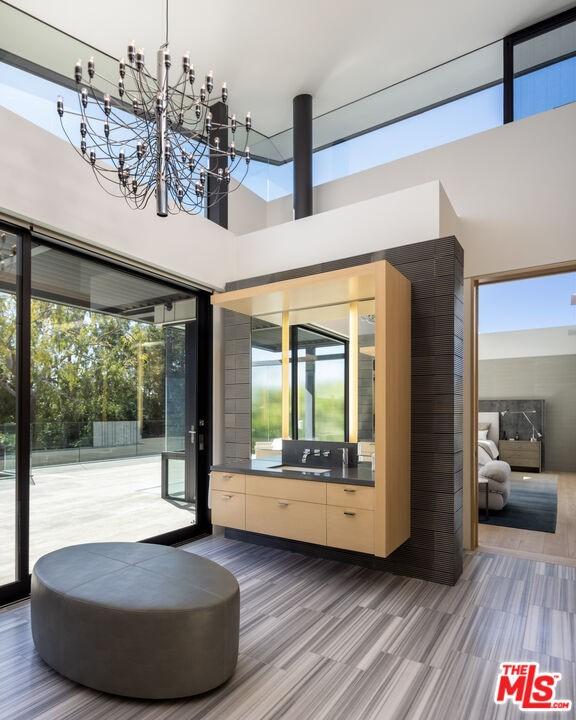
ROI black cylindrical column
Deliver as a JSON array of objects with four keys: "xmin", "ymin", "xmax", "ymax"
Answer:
[
  {"xmin": 293, "ymin": 94, "xmax": 313, "ymax": 220},
  {"xmin": 207, "ymin": 101, "xmax": 229, "ymax": 229}
]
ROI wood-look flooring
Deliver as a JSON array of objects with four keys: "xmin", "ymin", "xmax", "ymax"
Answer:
[
  {"xmin": 2, "ymin": 536, "xmax": 576, "ymax": 719},
  {"xmin": 479, "ymin": 472, "xmax": 576, "ymax": 563}
]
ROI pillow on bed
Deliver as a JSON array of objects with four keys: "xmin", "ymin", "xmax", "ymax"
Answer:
[
  {"xmin": 478, "ymin": 422, "xmax": 491, "ymax": 431},
  {"xmin": 479, "ymin": 460, "xmax": 510, "ymax": 484},
  {"xmin": 478, "ymin": 429, "xmax": 489, "ymax": 440}
]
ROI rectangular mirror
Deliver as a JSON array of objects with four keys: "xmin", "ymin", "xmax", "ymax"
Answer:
[{"xmin": 250, "ymin": 299, "xmax": 375, "ymax": 457}]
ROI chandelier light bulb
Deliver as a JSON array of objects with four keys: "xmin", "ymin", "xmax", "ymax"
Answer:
[{"xmin": 59, "ymin": 25, "xmax": 254, "ymax": 217}]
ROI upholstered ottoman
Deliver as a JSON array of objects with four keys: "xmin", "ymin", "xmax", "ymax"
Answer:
[{"xmin": 31, "ymin": 542, "xmax": 239, "ymax": 699}]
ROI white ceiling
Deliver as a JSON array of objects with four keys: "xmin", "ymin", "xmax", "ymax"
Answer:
[{"xmin": 7, "ymin": 0, "xmax": 573, "ymax": 137}]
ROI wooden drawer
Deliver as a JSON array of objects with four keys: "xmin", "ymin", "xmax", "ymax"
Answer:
[
  {"xmin": 211, "ymin": 490, "xmax": 245, "ymax": 529},
  {"xmin": 246, "ymin": 495, "xmax": 326, "ymax": 546},
  {"xmin": 327, "ymin": 506, "xmax": 374, "ymax": 554},
  {"xmin": 211, "ymin": 471, "xmax": 245, "ymax": 493},
  {"xmin": 327, "ymin": 484, "xmax": 374, "ymax": 510},
  {"xmin": 246, "ymin": 475, "xmax": 326, "ymax": 504}
]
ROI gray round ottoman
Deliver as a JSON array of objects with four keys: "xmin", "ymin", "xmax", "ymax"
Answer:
[{"xmin": 31, "ymin": 542, "xmax": 239, "ymax": 699}]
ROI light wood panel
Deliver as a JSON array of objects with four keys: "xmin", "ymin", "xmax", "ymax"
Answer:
[
  {"xmin": 281, "ymin": 310, "xmax": 290, "ymax": 438},
  {"xmin": 211, "ymin": 490, "xmax": 246, "ymax": 530},
  {"xmin": 245, "ymin": 475, "xmax": 327, "ymax": 504},
  {"xmin": 374, "ymin": 260, "xmax": 411, "ymax": 557},
  {"xmin": 246, "ymin": 495, "xmax": 327, "ymax": 545},
  {"xmin": 348, "ymin": 301, "xmax": 359, "ymax": 442},
  {"xmin": 211, "ymin": 263, "xmax": 377, "ymax": 316},
  {"xmin": 210, "ymin": 471, "xmax": 246, "ymax": 493},
  {"xmin": 326, "ymin": 484, "xmax": 374, "ymax": 510},
  {"xmin": 326, "ymin": 506, "xmax": 374, "ymax": 554}
]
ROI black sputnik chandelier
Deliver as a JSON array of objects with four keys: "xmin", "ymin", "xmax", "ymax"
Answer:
[{"xmin": 57, "ymin": 0, "xmax": 252, "ymax": 217}]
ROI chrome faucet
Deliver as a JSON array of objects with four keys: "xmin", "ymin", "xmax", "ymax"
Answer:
[
  {"xmin": 301, "ymin": 448, "xmax": 311, "ymax": 464},
  {"xmin": 340, "ymin": 447, "xmax": 349, "ymax": 471}
]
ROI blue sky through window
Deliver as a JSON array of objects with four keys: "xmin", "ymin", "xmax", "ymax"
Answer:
[
  {"xmin": 515, "ymin": 55, "xmax": 576, "ymax": 120},
  {"xmin": 479, "ymin": 273, "xmax": 576, "ymax": 334}
]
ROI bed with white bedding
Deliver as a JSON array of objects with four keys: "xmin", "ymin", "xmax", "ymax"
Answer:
[{"xmin": 478, "ymin": 411, "xmax": 511, "ymax": 511}]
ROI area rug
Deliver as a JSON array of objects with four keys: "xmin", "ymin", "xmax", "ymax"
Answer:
[{"xmin": 479, "ymin": 473, "xmax": 558, "ymax": 533}]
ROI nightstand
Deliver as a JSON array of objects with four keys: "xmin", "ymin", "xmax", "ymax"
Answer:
[{"xmin": 499, "ymin": 440, "xmax": 542, "ymax": 472}]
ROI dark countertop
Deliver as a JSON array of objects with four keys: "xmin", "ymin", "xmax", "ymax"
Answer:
[{"xmin": 211, "ymin": 458, "xmax": 375, "ymax": 487}]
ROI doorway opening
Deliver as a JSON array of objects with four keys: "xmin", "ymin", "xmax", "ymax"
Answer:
[{"xmin": 473, "ymin": 266, "xmax": 576, "ymax": 560}]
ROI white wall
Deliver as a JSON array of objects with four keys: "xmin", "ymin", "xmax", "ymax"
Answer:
[
  {"xmin": 480, "ymin": 327, "xmax": 576, "ymax": 360},
  {"xmin": 234, "ymin": 180, "xmax": 455, "ymax": 278},
  {"xmin": 0, "ymin": 105, "xmax": 235, "ymax": 290},
  {"xmin": 261, "ymin": 103, "xmax": 576, "ymax": 279}
]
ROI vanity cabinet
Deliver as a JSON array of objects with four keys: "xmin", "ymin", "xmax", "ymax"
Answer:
[
  {"xmin": 211, "ymin": 472, "xmax": 375, "ymax": 554},
  {"xmin": 211, "ymin": 258, "xmax": 411, "ymax": 558}
]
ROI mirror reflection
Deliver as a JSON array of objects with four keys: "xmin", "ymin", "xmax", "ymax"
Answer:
[{"xmin": 250, "ymin": 300, "xmax": 375, "ymax": 459}]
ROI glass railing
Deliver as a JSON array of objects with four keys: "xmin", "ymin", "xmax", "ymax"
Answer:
[{"xmin": 0, "ymin": 420, "xmax": 170, "ymax": 471}]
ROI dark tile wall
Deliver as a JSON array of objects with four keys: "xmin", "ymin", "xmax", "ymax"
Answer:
[
  {"xmin": 223, "ymin": 309, "xmax": 252, "ymax": 463},
  {"xmin": 223, "ymin": 236, "xmax": 464, "ymax": 584}
]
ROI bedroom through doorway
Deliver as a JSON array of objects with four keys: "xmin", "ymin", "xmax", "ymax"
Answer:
[{"xmin": 475, "ymin": 267, "xmax": 576, "ymax": 560}]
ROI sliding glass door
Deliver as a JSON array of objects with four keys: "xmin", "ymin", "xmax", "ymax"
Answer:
[
  {"xmin": 0, "ymin": 230, "xmax": 21, "ymax": 597},
  {"xmin": 0, "ymin": 227, "xmax": 211, "ymax": 605}
]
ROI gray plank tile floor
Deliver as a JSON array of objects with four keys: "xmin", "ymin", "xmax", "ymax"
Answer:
[{"xmin": 1, "ymin": 536, "xmax": 576, "ymax": 720}]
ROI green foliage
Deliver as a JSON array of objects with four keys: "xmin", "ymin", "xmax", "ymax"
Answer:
[{"xmin": 0, "ymin": 294, "xmax": 167, "ymax": 450}]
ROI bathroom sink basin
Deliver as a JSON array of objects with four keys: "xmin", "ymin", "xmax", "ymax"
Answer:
[{"xmin": 272, "ymin": 465, "xmax": 331, "ymax": 474}]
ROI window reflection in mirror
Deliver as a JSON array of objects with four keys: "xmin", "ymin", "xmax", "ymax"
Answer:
[
  {"xmin": 251, "ymin": 318, "xmax": 282, "ymax": 457},
  {"xmin": 250, "ymin": 300, "xmax": 376, "ymax": 459}
]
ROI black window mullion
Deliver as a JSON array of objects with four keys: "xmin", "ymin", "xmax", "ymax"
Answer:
[{"xmin": 15, "ymin": 230, "xmax": 31, "ymax": 585}]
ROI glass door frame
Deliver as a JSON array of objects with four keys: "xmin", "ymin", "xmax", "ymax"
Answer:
[{"xmin": 0, "ymin": 223, "xmax": 212, "ymax": 605}]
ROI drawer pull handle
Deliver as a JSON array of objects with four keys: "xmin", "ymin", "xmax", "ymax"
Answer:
[
  {"xmin": 223, "ymin": 474, "xmax": 233, "ymax": 480},
  {"xmin": 343, "ymin": 488, "xmax": 356, "ymax": 493},
  {"xmin": 222, "ymin": 494, "xmax": 232, "ymax": 500},
  {"xmin": 344, "ymin": 511, "xmax": 356, "ymax": 517},
  {"xmin": 278, "ymin": 501, "xmax": 289, "ymax": 508}
]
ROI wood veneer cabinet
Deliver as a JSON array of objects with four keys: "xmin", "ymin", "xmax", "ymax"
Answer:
[
  {"xmin": 500, "ymin": 440, "xmax": 542, "ymax": 471},
  {"xmin": 211, "ymin": 259, "xmax": 411, "ymax": 558}
]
